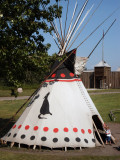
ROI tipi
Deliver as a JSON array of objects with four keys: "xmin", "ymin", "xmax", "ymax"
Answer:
[
  {"xmin": 1, "ymin": 0, "xmax": 115, "ymax": 149},
  {"xmin": 2, "ymin": 49, "xmax": 106, "ymax": 149}
]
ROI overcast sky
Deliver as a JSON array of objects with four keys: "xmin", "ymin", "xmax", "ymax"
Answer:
[{"xmin": 43, "ymin": 0, "xmax": 120, "ymax": 71}]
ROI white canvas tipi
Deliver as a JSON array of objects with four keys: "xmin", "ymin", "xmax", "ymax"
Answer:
[{"xmin": 1, "ymin": 49, "xmax": 107, "ymax": 149}]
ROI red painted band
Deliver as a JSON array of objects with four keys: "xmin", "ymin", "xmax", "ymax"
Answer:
[{"xmin": 45, "ymin": 78, "xmax": 82, "ymax": 82}]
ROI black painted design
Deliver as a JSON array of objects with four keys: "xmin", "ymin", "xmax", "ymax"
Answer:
[
  {"xmin": 84, "ymin": 139, "xmax": 88, "ymax": 143},
  {"xmin": 53, "ymin": 138, "xmax": 58, "ymax": 143},
  {"xmin": 92, "ymin": 139, "xmax": 96, "ymax": 143},
  {"xmin": 76, "ymin": 137, "xmax": 81, "ymax": 142},
  {"xmin": 30, "ymin": 136, "xmax": 35, "ymax": 140},
  {"xmin": 42, "ymin": 83, "xmax": 48, "ymax": 87},
  {"xmin": 21, "ymin": 134, "xmax": 26, "ymax": 139},
  {"xmin": 41, "ymin": 137, "xmax": 47, "ymax": 141},
  {"xmin": 28, "ymin": 94, "xmax": 40, "ymax": 107},
  {"xmin": 38, "ymin": 92, "xmax": 52, "ymax": 119},
  {"xmin": 64, "ymin": 137, "xmax": 70, "ymax": 142},
  {"xmin": 49, "ymin": 81, "xmax": 55, "ymax": 85},
  {"xmin": 8, "ymin": 133, "xmax": 11, "ymax": 137},
  {"xmin": 13, "ymin": 133, "xmax": 17, "ymax": 138}
]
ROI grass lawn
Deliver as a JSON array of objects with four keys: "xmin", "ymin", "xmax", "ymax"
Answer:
[
  {"xmin": 0, "ymin": 89, "xmax": 36, "ymax": 97},
  {"xmin": 88, "ymin": 89, "xmax": 120, "ymax": 93},
  {"xmin": 0, "ymin": 100, "xmax": 29, "ymax": 137},
  {"xmin": 0, "ymin": 150, "xmax": 120, "ymax": 160},
  {"xmin": 0, "ymin": 100, "xmax": 28, "ymax": 120},
  {"xmin": 90, "ymin": 93, "xmax": 120, "ymax": 122}
]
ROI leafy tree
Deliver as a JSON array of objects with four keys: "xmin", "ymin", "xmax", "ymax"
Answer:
[{"xmin": 0, "ymin": 0, "xmax": 62, "ymax": 89}]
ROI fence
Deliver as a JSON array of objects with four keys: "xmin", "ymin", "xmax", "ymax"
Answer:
[{"xmin": 81, "ymin": 71, "xmax": 120, "ymax": 89}]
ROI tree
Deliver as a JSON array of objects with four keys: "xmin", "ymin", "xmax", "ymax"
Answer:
[{"xmin": 0, "ymin": 0, "xmax": 62, "ymax": 88}]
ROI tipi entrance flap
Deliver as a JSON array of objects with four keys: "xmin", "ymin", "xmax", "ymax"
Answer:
[{"xmin": 92, "ymin": 115, "xmax": 106, "ymax": 145}]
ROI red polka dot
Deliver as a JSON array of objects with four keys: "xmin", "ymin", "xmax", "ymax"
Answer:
[
  {"xmin": 12, "ymin": 125, "xmax": 16, "ymax": 129},
  {"xmin": 73, "ymin": 128, "xmax": 78, "ymax": 132},
  {"xmin": 64, "ymin": 127, "xmax": 69, "ymax": 132},
  {"xmin": 60, "ymin": 73, "xmax": 65, "ymax": 78},
  {"xmin": 81, "ymin": 129, "xmax": 85, "ymax": 134},
  {"xmin": 43, "ymin": 127, "xmax": 49, "ymax": 132},
  {"xmin": 70, "ymin": 73, "xmax": 74, "ymax": 77},
  {"xmin": 88, "ymin": 129, "xmax": 92, "ymax": 134},
  {"xmin": 51, "ymin": 74, "xmax": 56, "ymax": 78},
  {"xmin": 53, "ymin": 128, "xmax": 59, "ymax": 133},
  {"xmin": 18, "ymin": 125, "xmax": 22, "ymax": 129},
  {"xmin": 34, "ymin": 126, "xmax": 38, "ymax": 131},
  {"xmin": 25, "ymin": 125, "xmax": 30, "ymax": 130}
]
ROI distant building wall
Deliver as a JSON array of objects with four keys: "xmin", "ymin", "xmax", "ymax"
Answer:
[
  {"xmin": 81, "ymin": 71, "xmax": 120, "ymax": 89},
  {"xmin": 110, "ymin": 72, "xmax": 120, "ymax": 89},
  {"xmin": 80, "ymin": 71, "xmax": 94, "ymax": 88}
]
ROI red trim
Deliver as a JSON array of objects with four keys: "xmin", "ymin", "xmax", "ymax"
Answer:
[{"xmin": 45, "ymin": 78, "xmax": 82, "ymax": 82}]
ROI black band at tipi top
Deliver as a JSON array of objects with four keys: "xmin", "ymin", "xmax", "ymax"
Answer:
[{"xmin": 49, "ymin": 49, "xmax": 77, "ymax": 80}]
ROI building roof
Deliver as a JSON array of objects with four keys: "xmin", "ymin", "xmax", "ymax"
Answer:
[{"xmin": 95, "ymin": 60, "xmax": 111, "ymax": 68}]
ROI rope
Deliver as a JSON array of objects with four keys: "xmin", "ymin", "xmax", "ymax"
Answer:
[
  {"xmin": 76, "ymin": 5, "xmax": 119, "ymax": 50},
  {"xmin": 87, "ymin": 19, "xmax": 116, "ymax": 59}
]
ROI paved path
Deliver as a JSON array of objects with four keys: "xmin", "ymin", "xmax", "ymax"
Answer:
[{"xmin": 0, "ymin": 92, "xmax": 120, "ymax": 101}]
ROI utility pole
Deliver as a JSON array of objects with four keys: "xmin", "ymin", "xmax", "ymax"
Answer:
[{"xmin": 102, "ymin": 30, "xmax": 104, "ymax": 62}]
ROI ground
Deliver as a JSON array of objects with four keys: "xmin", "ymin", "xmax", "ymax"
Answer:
[{"xmin": 0, "ymin": 122, "xmax": 120, "ymax": 156}]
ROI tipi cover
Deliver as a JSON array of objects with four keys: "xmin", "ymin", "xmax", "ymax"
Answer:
[{"xmin": 1, "ymin": 49, "xmax": 106, "ymax": 149}]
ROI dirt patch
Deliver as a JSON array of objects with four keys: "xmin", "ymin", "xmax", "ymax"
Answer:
[{"xmin": 0, "ymin": 122, "xmax": 120, "ymax": 156}]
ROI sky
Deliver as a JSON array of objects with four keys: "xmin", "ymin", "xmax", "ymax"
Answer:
[{"xmin": 43, "ymin": 0, "xmax": 120, "ymax": 71}]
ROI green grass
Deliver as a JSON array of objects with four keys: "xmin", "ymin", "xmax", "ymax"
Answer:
[
  {"xmin": 0, "ymin": 100, "xmax": 29, "ymax": 137},
  {"xmin": 0, "ymin": 83, "xmax": 39, "ymax": 97},
  {"xmin": 90, "ymin": 93, "xmax": 120, "ymax": 123},
  {"xmin": 88, "ymin": 89, "xmax": 120, "ymax": 93},
  {"xmin": 0, "ymin": 89, "xmax": 36, "ymax": 97},
  {"xmin": 0, "ymin": 100, "xmax": 27, "ymax": 120},
  {"xmin": 0, "ymin": 83, "xmax": 40, "ymax": 90},
  {"xmin": 0, "ymin": 150, "xmax": 120, "ymax": 160}
]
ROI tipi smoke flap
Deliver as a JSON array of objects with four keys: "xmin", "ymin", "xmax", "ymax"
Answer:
[{"xmin": 1, "ymin": 49, "xmax": 107, "ymax": 149}]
